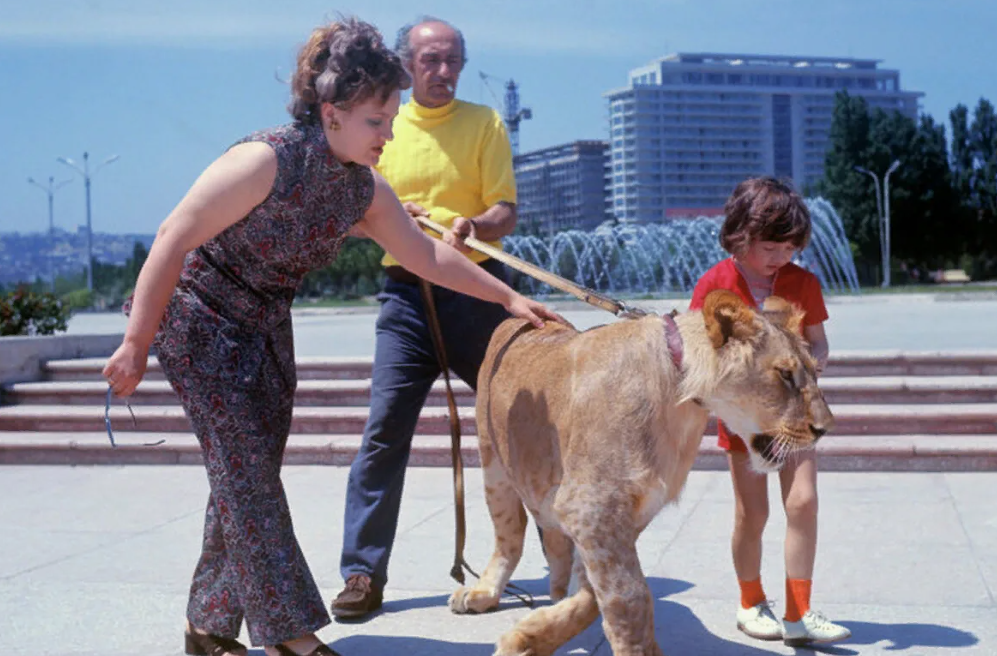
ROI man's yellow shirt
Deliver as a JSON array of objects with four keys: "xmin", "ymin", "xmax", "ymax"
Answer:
[{"xmin": 375, "ymin": 98, "xmax": 517, "ymax": 267}]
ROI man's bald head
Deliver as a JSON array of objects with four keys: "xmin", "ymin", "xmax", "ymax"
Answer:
[
  {"xmin": 395, "ymin": 16, "xmax": 467, "ymax": 67},
  {"xmin": 396, "ymin": 17, "xmax": 466, "ymax": 108}
]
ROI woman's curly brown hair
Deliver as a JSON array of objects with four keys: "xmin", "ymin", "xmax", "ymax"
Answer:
[
  {"xmin": 719, "ymin": 177, "xmax": 812, "ymax": 255},
  {"xmin": 289, "ymin": 17, "xmax": 411, "ymax": 124}
]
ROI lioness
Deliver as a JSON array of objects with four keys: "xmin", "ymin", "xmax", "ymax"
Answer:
[{"xmin": 449, "ymin": 289, "xmax": 833, "ymax": 656}]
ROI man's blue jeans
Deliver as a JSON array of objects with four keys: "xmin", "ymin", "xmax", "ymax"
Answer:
[{"xmin": 339, "ymin": 260, "xmax": 511, "ymax": 587}]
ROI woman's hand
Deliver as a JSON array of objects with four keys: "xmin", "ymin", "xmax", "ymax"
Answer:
[
  {"xmin": 402, "ymin": 201, "xmax": 429, "ymax": 218},
  {"xmin": 505, "ymin": 293, "xmax": 565, "ymax": 329},
  {"xmin": 102, "ymin": 340, "xmax": 149, "ymax": 398}
]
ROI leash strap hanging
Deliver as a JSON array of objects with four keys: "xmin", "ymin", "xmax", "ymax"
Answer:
[
  {"xmin": 417, "ymin": 279, "xmax": 475, "ymax": 585},
  {"xmin": 413, "ymin": 215, "xmax": 646, "ymax": 319},
  {"xmin": 418, "ymin": 278, "xmax": 535, "ymax": 608}
]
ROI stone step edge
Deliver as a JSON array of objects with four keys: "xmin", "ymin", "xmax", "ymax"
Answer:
[
  {"xmin": 4, "ymin": 403, "xmax": 997, "ymax": 417},
  {"xmin": 3, "ymin": 404, "xmax": 997, "ymax": 437},
  {"xmin": 12, "ymin": 375, "xmax": 997, "ymax": 393},
  {"xmin": 39, "ymin": 354, "xmax": 997, "ymax": 382},
  {"xmin": 43, "ymin": 351, "xmax": 997, "ymax": 369},
  {"xmin": 1, "ymin": 433, "xmax": 996, "ymax": 471}
]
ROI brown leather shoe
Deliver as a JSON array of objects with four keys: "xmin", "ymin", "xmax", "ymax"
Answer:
[
  {"xmin": 184, "ymin": 628, "xmax": 247, "ymax": 656},
  {"xmin": 330, "ymin": 573, "xmax": 383, "ymax": 619}
]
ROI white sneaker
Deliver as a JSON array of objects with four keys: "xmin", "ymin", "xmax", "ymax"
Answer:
[
  {"xmin": 782, "ymin": 609, "xmax": 852, "ymax": 646},
  {"xmin": 736, "ymin": 601, "xmax": 782, "ymax": 641}
]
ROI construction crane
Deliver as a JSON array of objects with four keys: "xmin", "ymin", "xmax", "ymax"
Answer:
[{"xmin": 479, "ymin": 71, "xmax": 532, "ymax": 155}]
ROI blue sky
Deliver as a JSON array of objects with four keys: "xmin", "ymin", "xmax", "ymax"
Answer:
[{"xmin": 2, "ymin": 0, "xmax": 994, "ymax": 235}]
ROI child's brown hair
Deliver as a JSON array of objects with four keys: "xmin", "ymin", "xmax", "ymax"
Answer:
[{"xmin": 719, "ymin": 177, "xmax": 811, "ymax": 255}]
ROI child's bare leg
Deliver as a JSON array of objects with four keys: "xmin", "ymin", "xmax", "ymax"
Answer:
[
  {"xmin": 780, "ymin": 450, "xmax": 818, "ymax": 580},
  {"xmin": 778, "ymin": 450, "xmax": 849, "ymax": 644},
  {"xmin": 728, "ymin": 451, "xmax": 770, "ymax": 581},
  {"xmin": 728, "ymin": 451, "xmax": 782, "ymax": 641}
]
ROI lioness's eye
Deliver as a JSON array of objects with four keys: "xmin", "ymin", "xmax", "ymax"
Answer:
[{"xmin": 778, "ymin": 369, "xmax": 795, "ymax": 386}]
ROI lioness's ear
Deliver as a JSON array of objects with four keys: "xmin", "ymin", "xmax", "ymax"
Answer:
[
  {"xmin": 762, "ymin": 296, "xmax": 805, "ymax": 334},
  {"xmin": 702, "ymin": 289, "xmax": 757, "ymax": 349}
]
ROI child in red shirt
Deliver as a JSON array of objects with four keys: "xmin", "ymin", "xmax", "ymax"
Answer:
[{"xmin": 690, "ymin": 177, "xmax": 850, "ymax": 647}]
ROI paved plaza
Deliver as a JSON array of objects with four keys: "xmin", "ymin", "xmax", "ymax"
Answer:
[
  {"xmin": 66, "ymin": 292, "xmax": 997, "ymax": 355},
  {"xmin": 1, "ymin": 465, "xmax": 995, "ymax": 655},
  {"xmin": 2, "ymin": 293, "xmax": 994, "ymax": 655}
]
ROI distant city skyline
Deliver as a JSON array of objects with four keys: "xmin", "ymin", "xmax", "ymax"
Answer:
[
  {"xmin": 0, "ymin": 228, "xmax": 153, "ymax": 285},
  {"xmin": 605, "ymin": 52, "xmax": 921, "ymax": 223},
  {"xmin": 3, "ymin": 0, "xmax": 996, "ymax": 236}
]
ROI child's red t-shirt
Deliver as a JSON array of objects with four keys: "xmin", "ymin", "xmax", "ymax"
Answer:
[{"xmin": 689, "ymin": 257, "xmax": 828, "ymax": 451}]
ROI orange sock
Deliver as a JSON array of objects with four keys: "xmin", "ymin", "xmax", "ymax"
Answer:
[
  {"xmin": 784, "ymin": 578, "xmax": 812, "ymax": 622},
  {"xmin": 738, "ymin": 578, "xmax": 766, "ymax": 609}
]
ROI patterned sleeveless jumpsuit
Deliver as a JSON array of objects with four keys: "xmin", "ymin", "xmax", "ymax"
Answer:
[{"xmin": 152, "ymin": 123, "xmax": 374, "ymax": 646}]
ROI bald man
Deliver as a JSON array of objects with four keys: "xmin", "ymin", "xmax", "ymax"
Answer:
[{"xmin": 332, "ymin": 16, "xmax": 520, "ymax": 619}]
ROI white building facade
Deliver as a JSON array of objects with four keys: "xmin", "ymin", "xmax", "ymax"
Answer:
[
  {"xmin": 513, "ymin": 140, "xmax": 610, "ymax": 234},
  {"xmin": 605, "ymin": 53, "xmax": 923, "ymax": 222}
]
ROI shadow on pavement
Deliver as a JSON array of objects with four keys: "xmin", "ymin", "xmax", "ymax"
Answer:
[
  {"xmin": 321, "ymin": 576, "xmax": 806, "ymax": 655},
  {"xmin": 323, "ymin": 635, "xmax": 494, "ymax": 656},
  {"xmin": 245, "ymin": 620, "xmax": 981, "ymax": 656},
  {"xmin": 645, "ymin": 576, "xmax": 802, "ymax": 656},
  {"xmin": 380, "ymin": 575, "xmax": 555, "ymax": 616},
  {"xmin": 380, "ymin": 592, "xmax": 450, "ymax": 613},
  {"xmin": 835, "ymin": 620, "xmax": 979, "ymax": 651},
  {"xmin": 316, "ymin": 576, "xmax": 980, "ymax": 654}
]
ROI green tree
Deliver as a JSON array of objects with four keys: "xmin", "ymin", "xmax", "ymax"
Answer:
[
  {"xmin": 951, "ymin": 99, "xmax": 997, "ymax": 278},
  {"xmin": 818, "ymin": 93, "xmax": 879, "ymax": 267},
  {"xmin": 869, "ymin": 111, "xmax": 962, "ymax": 270},
  {"xmin": 127, "ymin": 241, "xmax": 149, "ymax": 283},
  {"xmin": 298, "ymin": 237, "xmax": 386, "ymax": 299},
  {"xmin": 85, "ymin": 240, "xmax": 152, "ymax": 307},
  {"xmin": 820, "ymin": 92, "xmax": 963, "ymax": 282},
  {"xmin": 950, "ymin": 104, "xmax": 974, "ymax": 195}
]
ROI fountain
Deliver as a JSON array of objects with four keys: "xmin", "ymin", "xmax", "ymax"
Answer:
[{"xmin": 505, "ymin": 197, "xmax": 860, "ymax": 297}]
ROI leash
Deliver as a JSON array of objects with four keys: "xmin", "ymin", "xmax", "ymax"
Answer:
[
  {"xmin": 416, "ymin": 279, "xmax": 474, "ymax": 585},
  {"xmin": 413, "ymin": 215, "xmax": 648, "ymax": 319},
  {"xmin": 418, "ymin": 279, "xmax": 535, "ymax": 608}
]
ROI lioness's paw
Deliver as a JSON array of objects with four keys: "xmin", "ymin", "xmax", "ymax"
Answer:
[
  {"xmin": 449, "ymin": 587, "xmax": 500, "ymax": 614},
  {"xmin": 494, "ymin": 629, "xmax": 544, "ymax": 656},
  {"xmin": 448, "ymin": 587, "xmax": 471, "ymax": 614}
]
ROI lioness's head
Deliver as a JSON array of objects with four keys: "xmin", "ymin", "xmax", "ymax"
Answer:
[{"xmin": 698, "ymin": 289, "xmax": 833, "ymax": 473}]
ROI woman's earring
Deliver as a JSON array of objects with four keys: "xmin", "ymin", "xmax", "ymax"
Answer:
[{"xmin": 329, "ymin": 118, "xmax": 341, "ymax": 131}]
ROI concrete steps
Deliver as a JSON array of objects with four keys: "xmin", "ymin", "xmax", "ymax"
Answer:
[
  {"xmin": 2, "ymin": 432, "xmax": 995, "ymax": 472},
  {"xmin": 2, "ymin": 352, "xmax": 997, "ymax": 470},
  {"xmin": 38, "ymin": 351, "xmax": 997, "ymax": 381},
  {"xmin": 1, "ymin": 379, "xmax": 476, "ymax": 407},
  {"xmin": 7, "ymin": 376, "xmax": 997, "ymax": 406},
  {"xmin": 2, "ymin": 402, "xmax": 996, "ymax": 436},
  {"xmin": 41, "ymin": 356, "xmax": 375, "ymax": 382}
]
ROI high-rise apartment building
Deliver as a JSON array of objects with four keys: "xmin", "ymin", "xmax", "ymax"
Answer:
[
  {"xmin": 513, "ymin": 140, "xmax": 610, "ymax": 234},
  {"xmin": 604, "ymin": 53, "xmax": 923, "ymax": 222}
]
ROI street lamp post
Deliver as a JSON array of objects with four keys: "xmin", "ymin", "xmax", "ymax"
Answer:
[
  {"xmin": 854, "ymin": 160, "xmax": 900, "ymax": 287},
  {"xmin": 882, "ymin": 160, "xmax": 901, "ymax": 288},
  {"xmin": 57, "ymin": 152, "xmax": 120, "ymax": 293},
  {"xmin": 27, "ymin": 175, "xmax": 72, "ymax": 292}
]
